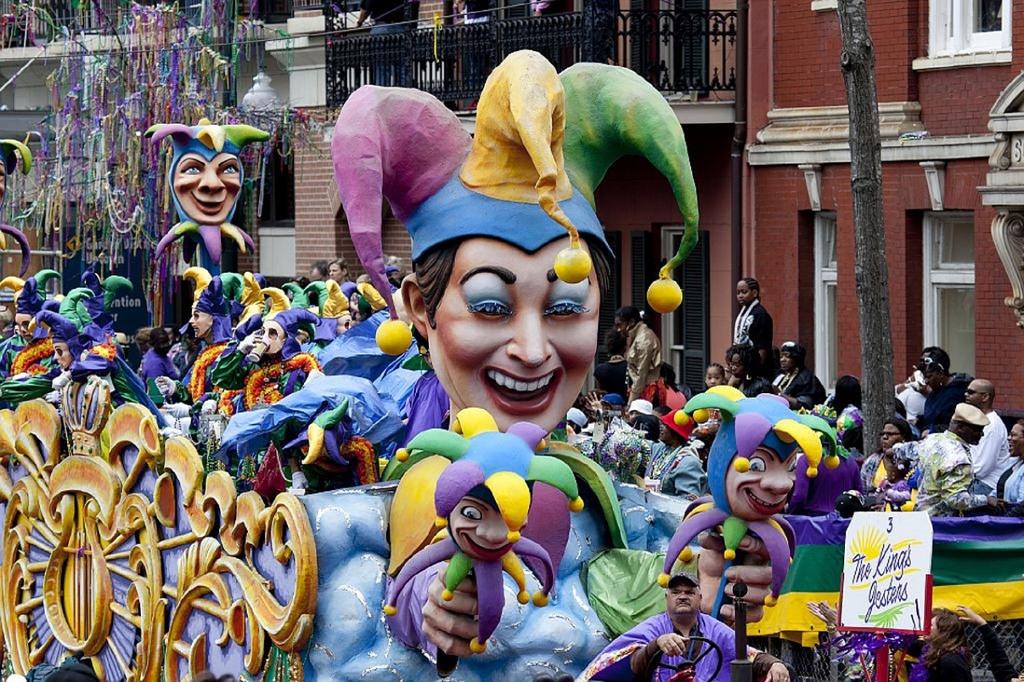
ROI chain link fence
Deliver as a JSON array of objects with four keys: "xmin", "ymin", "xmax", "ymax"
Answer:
[{"xmin": 752, "ymin": 619, "xmax": 1024, "ymax": 681}]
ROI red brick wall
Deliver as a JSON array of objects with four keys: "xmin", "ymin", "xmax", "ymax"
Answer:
[
  {"xmin": 751, "ymin": 159, "xmax": 1024, "ymax": 409},
  {"xmin": 772, "ymin": 0, "xmax": 921, "ymax": 110}
]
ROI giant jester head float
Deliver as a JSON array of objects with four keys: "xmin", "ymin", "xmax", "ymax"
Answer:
[
  {"xmin": 332, "ymin": 50, "xmax": 699, "ymax": 432},
  {"xmin": 659, "ymin": 386, "xmax": 838, "ymax": 609},
  {"xmin": 0, "ymin": 138, "xmax": 33, "ymax": 277},
  {"xmin": 384, "ymin": 408, "xmax": 583, "ymax": 656},
  {"xmin": 145, "ymin": 119, "xmax": 269, "ymax": 265}
]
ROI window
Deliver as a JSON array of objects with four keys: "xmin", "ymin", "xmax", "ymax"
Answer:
[
  {"xmin": 930, "ymin": 0, "xmax": 1011, "ymax": 56},
  {"xmin": 923, "ymin": 213, "xmax": 975, "ymax": 376},
  {"xmin": 814, "ymin": 214, "xmax": 838, "ymax": 390}
]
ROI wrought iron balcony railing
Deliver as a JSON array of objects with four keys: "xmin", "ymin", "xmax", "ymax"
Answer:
[
  {"xmin": 0, "ymin": 0, "xmax": 294, "ymax": 46},
  {"xmin": 325, "ymin": 7, "xmax": 737, "ymax": 110}
]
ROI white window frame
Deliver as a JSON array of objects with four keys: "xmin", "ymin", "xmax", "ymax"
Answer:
[
  {"xmin": 814, "ymin": 213, "xmax": 838, "ymax": 390},
  {"xmin": 922, "ymin": 212, "xmax": 975, "ymax": 370},
  {"xmin": 929, "ymin": 0, "xmax": 1011, "ymax": 57}
]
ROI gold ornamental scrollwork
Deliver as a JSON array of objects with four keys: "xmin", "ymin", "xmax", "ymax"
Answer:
[{"xmin": 0, "ymin": 385, "xmax": 317, "ymax": 680}]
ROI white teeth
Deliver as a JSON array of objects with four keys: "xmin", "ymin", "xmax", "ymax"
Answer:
[{"xmin": 487, "ymin": 369, "xmax": 554, "ymax": 393}]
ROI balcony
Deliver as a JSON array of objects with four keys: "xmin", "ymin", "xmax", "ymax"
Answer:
[
  {"xmin": 0, "ymin": 0, "xmax": 295, "ymax": 47},
  {"xmin": 325, "ymin": 7, "xmax": 737, "ymax": 110}
]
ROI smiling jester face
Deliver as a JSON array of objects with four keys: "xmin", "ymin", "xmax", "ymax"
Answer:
[
  {"xmin": 724, "ymin": 445, "xmax": 798, "ymax": 521},
  {"xmin": 449, "ymin": 495, "xmax": 516, "ymax": 562},
  {"xmin": 173, "ymin": 152, "xmax": 242, "ymax": 225},
  {"xmin": 405, "ymin": 237, "xmax": 600, "ymax": 432}
]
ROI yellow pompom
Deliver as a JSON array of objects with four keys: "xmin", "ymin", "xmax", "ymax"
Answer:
[
  {"xmin": 733, "ymin": 457, "xmax": 750, "ymax": 473},
  {"xmin": 376, "ymin": 319, "xmax": 413, "ymax": 355},
  {"xmin": 507, "ymin": 530, "xmax": 521, "ymax": 543},
  {"xmin": 442, "ymin": 589, "xmax": 454, "ymax": 601},
  {"xmin": 764, "ymin": 594, "xmax": 778, "ymax": 607},
  {"xmin": 678, "ymin": 546, "xmax": 694, "ymax": 563},
  {"xmin": 723, "ymin": 549, "xmax": 736, "ymax": 560},
  {"xmin": 806, "ymin": 466, "xmax": 819, "ymax": 478},
  {"xmin": 395, "ymin": 448, "xmax": 409, "ymax": 462},
  {"xmin": 469, "ymin": 638, "xmax": 487, "ymax": 654},
  {"xmin": 658, "ymin": 573, "xmax": 670, "ymax": 588},
  {"xmin": 532, "ymin": 592, "xmax": 549, "ymax": 607},
  {"xmin": 517, "ymin": 590, "xmax": 530, "ymax": 605},
  {"xmin": 568, "ymin": 496, "xmax": 585, "ymax": 512},
  {"xmin": 825, "ymin": 455, "xmax": 840, "ymax": 470},
  {"xmin": 435, "ymin": 516, "xmax": 447, "ymax": 528},
  {"xmin": 553, "ymin": 246, "xmax": 592, "ymax": 283},
  {"xmin": 693, "ymin": 408, "xmax": 710, "ymax": 423},
  {"xmin": 674, "ymin": 411, "xmax": 691, "ymax": 427},
  {"xmin": 383, "ymin": 604, "xmax": 397, "ymax": 616},
  {"xmin": 646, "ymin": 278, "xmax": 683, "ymax": 314}
]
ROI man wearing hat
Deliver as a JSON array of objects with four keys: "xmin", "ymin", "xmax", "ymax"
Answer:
[
  {"xmin": 915, "ymin": 403, "xmax": 1002, "ymax": 516},
  {"xmin": 582, "ymin": 564, "xmax": 789, "ymax": 681}
]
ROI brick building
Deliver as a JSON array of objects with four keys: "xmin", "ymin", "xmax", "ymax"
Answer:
[{"xmin": 746, "ymin": 0, "xmax": 1024, "ymax": 408}]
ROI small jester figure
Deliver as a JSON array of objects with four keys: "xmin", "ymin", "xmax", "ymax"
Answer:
[
  {"xmin": 659, "ymin": 386, "xmax": 837, "ymax": 616},
  {"xmin": 0, "ymin": 269, "xmax": 61, "ymax": 378},
  {"xmin": 0, "ymin": 138, "xmax": 33, "ymax": 277},
  {"xmin": 156, "ymin": 267, "xmax": 235, "ymax": 410},
  {"xmin": 384, "ymin": 408, "xmax": 584, "ymax": 673},
  {"xmin": 144, "ymin": 118, "xmax": 269, "ymax": 270},
  {"xmin": 0, "ymin": 289, "xmax": 95, "ymax": 404}
]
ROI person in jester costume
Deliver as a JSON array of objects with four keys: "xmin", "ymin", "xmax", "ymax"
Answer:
[
  {"xmin": 144, "ymin": 118, "xmax": 269, "ymax": 270},
  {"xmin": 156, "ymin": 267, "xmax": 234, "ymax": 411},
  {"xmin": 659, "ymin": 386, "xmax": 837, "ymax": 615},
  {"xmin": 78, "ymin": 262, "xmax": 133, "ymax": 337},
  {"xmin": 384, "ymin": 408, "xmax": 584, "ymax": 675},
  {"xmin": 0, "ymin": 137, "xmax": 34, "ymax": 278},
  {"xmin": 0, "ymin": 270, "xmax": 61, "ymax": 377},
  {"xmin": 0, "ymin": 288, "xmax": 95, "ymax": 404}
]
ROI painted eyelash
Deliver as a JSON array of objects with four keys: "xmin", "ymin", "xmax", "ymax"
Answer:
[
  {"xmin": 467, "ymin": 301, "xmax": 511, "ymax": 316},
  {"xmin": 545, "ymin": 302, "xmax": 590, "ymax": 316}
]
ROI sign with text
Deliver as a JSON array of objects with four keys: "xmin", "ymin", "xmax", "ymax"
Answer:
[{"xmin": 839, "ymin": 512, "xmax": 933, "ymax": 635}]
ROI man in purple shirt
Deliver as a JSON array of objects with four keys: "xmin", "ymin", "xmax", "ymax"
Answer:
[{"xmin": 581, "ymin": 566, "xmax": 789, "ymax": 681}]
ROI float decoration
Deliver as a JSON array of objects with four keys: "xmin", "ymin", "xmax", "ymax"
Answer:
[
  {"xmin": 0, "ymin": 387, "xmax": 316, "ymax": 679},
  {"xmin": 145, "ymin": 118, "xmax": 270, "ymax": 266},
  {"xmin": 659, "ymin": 386, "xmax": 837, "ymax": 610},
  {"xmin": 384, "ymin": 409, "xmax": 583, "ymax": 657}
]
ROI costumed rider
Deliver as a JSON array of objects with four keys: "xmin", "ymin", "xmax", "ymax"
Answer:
[
  {"xmin": 302, "ymin": 279, "xmax": 354, "ymax": 346},
  {"xmin": 0, "ymin": 270, "xmax": 61, "ymax": 378},
  {"xmin": 210, "ymin": 286, "xmax": 322, "ymax": 491},
  {"xmin": 144, "ymin": 119, "xmax": 269, "ymax": 269},
  {"xmin": 155, "ymin": 267, "xmax": 234, "ymax": 422},
  {"xmin": 78, "ymin": 262, "xmax": 133, "ymax": 339},
  {"xmin": 0, "ymin": 288, "xmax": 94, "ymax": 405},
  {"xmin": 580, "ymin": 565, "xmax": 789, "ymax": 682}
]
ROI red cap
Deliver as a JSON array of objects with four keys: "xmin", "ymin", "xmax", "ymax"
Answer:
[{"xmin": 661, "ymin": 409, "xmax": 693, "ymax": 440}]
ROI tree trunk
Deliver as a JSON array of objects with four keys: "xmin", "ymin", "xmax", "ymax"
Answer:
[{"xmin": 836, "ymin": 0, "xmax": 894, "ymax": 454}]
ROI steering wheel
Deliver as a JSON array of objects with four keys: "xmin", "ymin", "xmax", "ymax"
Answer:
[{"xmin": 648, "ymin": 635, "xmax": 724, "ymax": 682}]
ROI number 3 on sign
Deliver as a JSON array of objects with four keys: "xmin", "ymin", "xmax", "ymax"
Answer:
[{"xmin": 887, "ymin": 516, "xmax": 893, "ymax": 533}]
